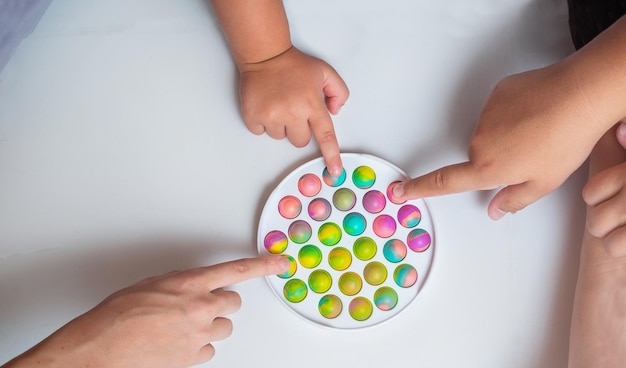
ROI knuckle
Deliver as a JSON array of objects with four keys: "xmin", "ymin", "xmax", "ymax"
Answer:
[
  {"xmin": 433, "ymin": 170, "xmax": 446, "ymax": 191},
  {"xmin": 231, "ymin": 259, "xmax": 251, "ymax": 275},
  {"xmin": 499, "ymin": 196, "xmax": 528, "ymax": 213}
]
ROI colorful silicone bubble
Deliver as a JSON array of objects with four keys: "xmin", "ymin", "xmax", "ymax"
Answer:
[
  {"xmin": 264, "ymin": 230, "xmax": 288, "ymax": 254},
  {"xmin": 407, "ymin": 228, "xmax": 431, "ymax": 252},
  {"xmin": 363, "ymin": 261, "xmax": 388, "ymax": 286},
  {"xmin": 322, "ymin": 167, "xmax": 346, "ymax": 187},
  {"xmin": 277, "ymin": 195, "xmax": 302, "ymax": 219},
  {"xmin": 372, "ymin": 214, "xmax": 397, "ymax": 238},
  {"xmin": 338, "ymin": 272, "xmax": 363, "ymax": 296},
  {"xmin": 298, "ymin": 173, "xmax": 322, "ymax": 197},
  {"xmin": 318, "ymin": 222, "xmax": 342, "ymax": 246},
  {"xmin": 332, "ymin": 188, "xmax": 356, "ymax": 211},
  {"xmin": 352, "ymin": 166, "xmax": 376, "ymax": 189},
  {"xmin": 288, "ymin": 220, "xmax": 312, "ymax": 244},
  {"xmin": 284, "ymin": 279, "xmax": 308, "ymax": 303},
  {"xmin": 308, "ymin": 269, "xmax": 333, "ymax": 294},
  {"xmin": 349, "ymin": 297, "xmax": 373, "ymax": 321},
  {"xmin": 277, "ymin": 255, "xmax": 297, "ymax": 279},
  {"xmin": 362, "ymin": 190, "xmax": 386, "ymax": 214},
  {"xmin": 308, "ymin": 198, "xmax": 332, "ymax": 221},
  {"xmin": 318, "ymin": 294, "xmax": 343, "ymax": 319},
  {"xmin": 386, "ymin": 181, "xmax": 406, "ymax": 205},
  {"xmin": 374, "ymin": 286, "xmax": 398, "ymax": 311},
  {"xmin": 397, "ymin": 204, "xmax": 421, "ymax": 228},
  {"xmin": 383, "ymin": 239, "xmax": 407, "ymax": 263},
  {"xmin": 343, "ymin": 212, "xmax": 366, "ymax": 236},
  {"xmin": 393, "ymin": 264, "xmax": 418, "ymax": 288},
  {"xmin": 353, "ymin": 237, "xmax": 377, "ymax": 261},
  {"xmin": 298, "ymin": 245, "xmax": 322, "ymax": 269},
  {"xmin": 328, "ymin": 247, "xmax": 352, "ymax": 271}
]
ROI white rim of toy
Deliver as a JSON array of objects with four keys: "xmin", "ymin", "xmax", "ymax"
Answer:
[{"xmin": 257, "ymin": 153, "xmax": 437, "ymax": 329}]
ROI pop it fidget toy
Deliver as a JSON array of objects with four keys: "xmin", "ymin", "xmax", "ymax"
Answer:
[{"xmin": 258, "ymin": 153, "xmax": 436, "ymax": 329}]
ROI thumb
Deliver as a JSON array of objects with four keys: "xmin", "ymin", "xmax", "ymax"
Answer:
[
  {"xmin": 616, "ymin": 123, "xmax": 626, "ymax": 150},
  {"xmin": 487, "ymin": 182, "xmax": 548, "ymax": 220},
  {"xmin": 322, "ymin": 66, "xmax": 349, "ymax": 115}
]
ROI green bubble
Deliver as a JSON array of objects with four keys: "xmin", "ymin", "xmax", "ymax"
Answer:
[
  {"xmin": 333, "ymin": 188, "xmax": 356, "ymax": 211},
  {"xmin": 363, "ymin": 261, "xmax": 388, "ymax": 286},
  {"xmin": 352, "ymin": 166, "xmax": 376, "ymax": 189},
  {"xmin": 298, "ymin": 245, "xmax": 322, "ymax": 268},
  {"xmin": 308, "ymin": 270, "xmax": 333, "ymax": 294},
  {"xmin": 349, "ymin": 297, "xmax": 373, "ymax": 321},
  {"xmin": 283, "ymin": 279, "xmax": 308, "ymax": 303},
  {"xmin": 338, "ymin": 272, "xmax": 363, "ymax": 296},
  {"xmin": 353, "ymin": 237, "xmax": 377, "ymax": 260},
  {"xmin": 276, "ymin": 255, "xmax": 297, "ymax": 279},
  {"xmin": 328, "ymin": 247, "xmax": 352, "ymax": 271},
  {"xmin": 318, "ymin": 222, "xmax": 342, "ymax": 246},
  {"xmin": 318, "ymin": 294, "xmax": 343, "ymax": 319}
]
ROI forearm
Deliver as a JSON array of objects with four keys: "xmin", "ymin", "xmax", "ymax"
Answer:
[
  {"xmin": 562, "ymin": 15, "xmax": 626, "ymax": 134},
  {"xmin": 211, "ymin": 0, "xmax": 292, "ymax": 70}
]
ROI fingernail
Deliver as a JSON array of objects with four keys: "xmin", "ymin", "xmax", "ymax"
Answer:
[
  {"xmin": 490, "ymin": 207, "xmax": 507, "ymax": 220},
  {"xmin": 619, "ymin": 123, "xmax": 626, "ymax": 137},
  {"xmin": 330, "ymin": 165, "xmax": 342, "ymax": 177},
  {"xmin": 277, "ymin": 256, "xmax": 291, "ymax": 272},
  {"xmin": 392, "ymin": 182, "xmax": 405, "ymax": 198}
]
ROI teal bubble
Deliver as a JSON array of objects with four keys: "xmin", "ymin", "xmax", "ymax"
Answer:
[
  {"xmin": 383, "ymin": 239, "xmax": 407, "ymax": 263},
  {"xmin": 322, "ymin": 167, "xmax": 346, "ymax": 187},
  {"xmin": 393, "ymin": 264, "xmax": 418, "ymax": 288},
  {"xmin": 374, "ymin": 286, "xmax": 398, "ymax": 311},
  {"xmin": 343, "ymin": 212, "xmax": 366, "ymax": 236}
]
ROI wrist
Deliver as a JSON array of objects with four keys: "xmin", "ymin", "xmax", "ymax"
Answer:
[
  {"xmin": 563, "ymin": 16, "xmax": 626, "ymax": 131},
  {"xmin": 236, "ymin": 44, "xmax": 294, "ymax": 72}
]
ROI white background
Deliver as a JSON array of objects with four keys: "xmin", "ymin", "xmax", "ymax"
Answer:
[{"xmin": 0, "ymin": 0, "xmax": 587, "ymax": 367}]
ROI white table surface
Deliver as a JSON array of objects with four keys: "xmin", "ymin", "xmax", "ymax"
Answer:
[{"xmin": 0, "ymin": 0, "xmax": 588, "ymax": 367}]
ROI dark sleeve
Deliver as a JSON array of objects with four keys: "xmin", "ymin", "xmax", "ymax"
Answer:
[{"xmin": 568, "ymin": 0, "xmax": 626, "ymax": 49}]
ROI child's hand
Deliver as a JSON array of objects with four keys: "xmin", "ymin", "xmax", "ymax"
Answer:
[
  {"xmin": 583, "ymin": 161, "xmax": 626, "ymax": 257},
  {"xmin": 583, "ymin": 124, "xmax": 626, "ymax": 257},
  {"xmin": 4, "ymin": 256, "xmax": 290, "ymax": 368},
  {"xmin": 238, "ymin": 47, "xmax": 349, "ymax": 176},
  {"xmin": 393, "ymin": 62, "xmax": 614, "ymax": 220}
]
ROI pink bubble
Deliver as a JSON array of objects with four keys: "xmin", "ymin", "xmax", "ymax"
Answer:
[
  {"xmin": 362, "ymin": 190, "xmax": 386, "ymax": 214},
  {"xmin": 308, "ymin": 198, "xmax": 332, "ymax": 221},
  {"xmin": 407, "ymin": 228, "xmax": 431, "ymax": 252},
  {"xmin": 372, "ymin": 214, "xmax": 397, "ymax": 238},
  {"xmin": 278, "ymin": 195, "xmax": 302, "ymax": 219},
  {"xmin": 386, "ymin": 181, "xmax": 406, "ymax": 205},
  {"xmin": 264, "ymin": 230, "xmax": 288, "ymax": 254},
  {"xmin": 397, "ymin": 204, "xmax": 421, "ymax": 228},
  {"xmin": 298, "ymin": 173, "xmax": 322, "ymax": 197}
]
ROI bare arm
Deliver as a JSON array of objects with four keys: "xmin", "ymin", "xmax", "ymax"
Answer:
[{"xmin": 210, "ymin": 0, "xmax": 292, "ymax": 69}]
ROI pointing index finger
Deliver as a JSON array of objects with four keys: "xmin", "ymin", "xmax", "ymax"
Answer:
[
  {"xmin": 202, "ymin": 256, "xmax": 290, "ymax": 291},
  {"xmin": 309, "ymin": 112, "xmax": 343, "ymax": 177},
  {"xmin": 396, "ymin": 161, "xmax": 495, "ymax": 199}
]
